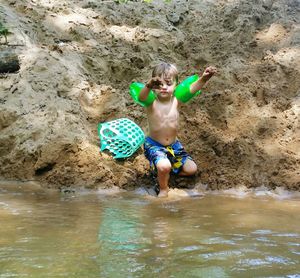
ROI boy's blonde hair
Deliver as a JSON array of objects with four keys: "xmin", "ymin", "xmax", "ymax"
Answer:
[{"xmin": 152, "ymin": 62, "xmax": 179, "ymax": 84}]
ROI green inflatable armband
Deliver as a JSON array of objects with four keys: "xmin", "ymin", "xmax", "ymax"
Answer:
[
  {"xmin": 174, "ymin": 75, "xmax": 202, "ymax": 103},
  {"xmin": 129, "ymin": 82, "xmax": 156, "ymax": 107}
]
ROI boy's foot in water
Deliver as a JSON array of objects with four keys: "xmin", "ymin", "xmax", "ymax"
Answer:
[
  {"xmin": 157, "ymin": 188, "xmax": 169, "ymax": 198},
  {"xmin": 150, "ymin": 171, "xmax": 169, "ymax": 198}
]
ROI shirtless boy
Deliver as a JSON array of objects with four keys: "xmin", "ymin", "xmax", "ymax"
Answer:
[{"xmin": 139, "ymin": 62, "xmax": 217, "ymax": 197}]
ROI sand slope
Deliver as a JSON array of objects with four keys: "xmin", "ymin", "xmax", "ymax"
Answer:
[{"xmin": 0, "ymin": 0, "xmax": 299, "ymax": 190}]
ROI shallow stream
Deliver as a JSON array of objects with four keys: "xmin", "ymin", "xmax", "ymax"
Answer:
[{"xmin": 0, "ymin": 183, "xmax": 299, "ymax": 277}]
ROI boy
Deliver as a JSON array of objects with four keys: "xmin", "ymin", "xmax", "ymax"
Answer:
[{"xmin": 139, "ymin": 62, "xmax": 217, "ymax": 197}]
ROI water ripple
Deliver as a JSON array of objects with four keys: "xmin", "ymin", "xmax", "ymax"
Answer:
[
  {"xmin": 201, "ymin": 250, "xmax": 243, "ymax": 260},
  {"xmin": 238, "ymin": 255, "xmax": 296, "ymax": 267},
  {"xmin": 273, "ymin": 233, "xmax": 300, "ymax": 238}
]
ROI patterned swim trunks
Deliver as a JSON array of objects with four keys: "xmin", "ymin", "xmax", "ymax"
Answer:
[{"xmin": 143, "ymin": 137, "xmax": 192, "ymax": 174}]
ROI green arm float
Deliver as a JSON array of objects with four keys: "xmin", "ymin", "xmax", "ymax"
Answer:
[
  {"xmin": 174, "ymin": 75, "xmax": 202, "ymax": 103},
  {"xmin": 129, "ymin": 82, "xmax": 156, "ymax": 107}
]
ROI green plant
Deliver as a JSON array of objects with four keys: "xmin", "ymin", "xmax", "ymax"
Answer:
[{"xmin": 0, "ymin": 22, "xmax": 9, "ymax": 44}]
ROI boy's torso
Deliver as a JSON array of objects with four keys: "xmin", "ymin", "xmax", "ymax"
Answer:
[{"xmin": 146, "ymin": 97, "xmax": 180, "ymax": 146}]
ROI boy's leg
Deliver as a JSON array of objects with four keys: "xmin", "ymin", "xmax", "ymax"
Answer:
[
  {"xmin": 170, "ymin": 140, "xmax": 197, "ymax": 177},
  {"xmin": 179, "ymin": 158, "xmax": 197, "ymax": 176},
  {"xmin": 156, "ymin": 158, "xmax": 172, "ymax": 197}
]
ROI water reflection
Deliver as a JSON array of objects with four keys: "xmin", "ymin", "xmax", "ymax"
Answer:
[
  {"xmin": 0, "ymin": 183, "xmax": 300, "ymax": 277},
  {"xmin": 98, "ymin": 204, "xmax": 147, "ymax": 277}
]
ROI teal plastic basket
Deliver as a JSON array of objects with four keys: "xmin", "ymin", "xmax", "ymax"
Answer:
[{"xmin": 98, "ymin": 118, "xmax": 145, "ymax": 159}]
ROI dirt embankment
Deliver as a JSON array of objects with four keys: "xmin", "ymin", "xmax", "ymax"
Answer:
[{"xmin": 0, "ymin": 0, "xmax": 299, "ymax": 191}]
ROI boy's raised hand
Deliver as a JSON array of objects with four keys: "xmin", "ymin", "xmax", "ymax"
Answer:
[
  {"xmin": 201, "ymin": 66, "xmax": 217, "ymax": 81},
  {"xmin": 146, "ymin": 77, "xmax": 163, "ymax": 89}
]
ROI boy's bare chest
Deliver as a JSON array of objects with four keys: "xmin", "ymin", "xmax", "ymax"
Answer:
[{"xmin": 150, "ymin": 99, "xmax": 179, "ymax": 121}]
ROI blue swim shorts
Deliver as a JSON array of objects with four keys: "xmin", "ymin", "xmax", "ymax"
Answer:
[{"xmin": 143, "ymin": 137, "xmax": 192, "ymax": 174}]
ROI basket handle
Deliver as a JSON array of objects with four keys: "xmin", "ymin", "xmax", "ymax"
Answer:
[{"xmin": 100, "ymin": 126, "xmax": 119, "ymax": 138}]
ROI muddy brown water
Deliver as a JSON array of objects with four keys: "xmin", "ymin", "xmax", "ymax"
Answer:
[{"xmin": 0, "ymin": 182, "xmax": 299, "ymax": 277}]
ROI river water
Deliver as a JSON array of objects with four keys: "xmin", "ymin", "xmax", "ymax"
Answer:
[{"xmin": 0, "ymin": 182, "xmax": 299, "ymax": 278}]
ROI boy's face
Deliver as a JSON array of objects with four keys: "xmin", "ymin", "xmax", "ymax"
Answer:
[{"xmin": 153, "ymin": 76, "xmax": 177, "ymax": 100}]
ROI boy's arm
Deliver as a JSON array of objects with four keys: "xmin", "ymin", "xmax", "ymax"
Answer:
[
  {"xmin": 139, "ymin": 77, "xmax": 163, "ymax": 101},
  {"xmin": 139, "ymin": 86, "xmax": 152, "ymax": 101},
  {"xmin": 190, "ymin": 66, "xmax": 217, "ymax": 94}
]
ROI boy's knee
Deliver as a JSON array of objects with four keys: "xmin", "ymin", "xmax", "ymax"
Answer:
[
  {"xmin": 189, "ymin": 163, "xmax": 197, "ymax": 175},
  {"xmin": 183, "ymin": 160, "xmax": 197, "ymax": 176},
  {"xmin": 156, "ymin": 160, "xmax": 172, "ymax": 174}
]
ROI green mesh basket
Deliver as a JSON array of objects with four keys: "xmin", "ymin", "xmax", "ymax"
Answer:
[{"xmin": 98, "ymin": 118, "xmax": 145, "ymax": 159}]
